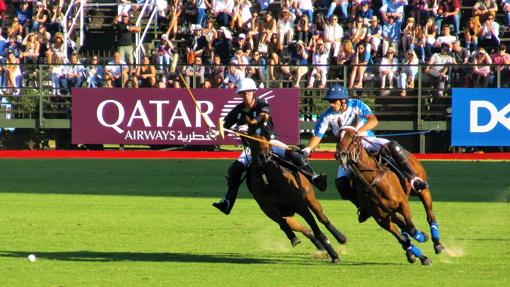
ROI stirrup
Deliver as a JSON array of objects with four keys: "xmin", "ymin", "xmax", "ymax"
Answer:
[
  {"xmin": 212, "ymin": 199, "xmax": 231, "ymax": 215},
  {"xmin": 410, "ymin": 177, "xmax": 428, "ymax": 192},
  {"xmin": 312, "ymin": 173, "xmax": 328, "ymax": 192}
]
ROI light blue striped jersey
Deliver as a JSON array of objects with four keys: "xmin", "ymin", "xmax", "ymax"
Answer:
[{"xmin": 313, "ymin": 99, "xmax": 375, "ymax": 138}]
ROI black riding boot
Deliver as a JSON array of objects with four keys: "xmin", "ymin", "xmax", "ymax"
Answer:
[
  {"xmin": 286, "ymin": 150, "xmax": 328, "ymax": 192},
  {"xmin": 212, "ymin": 160, "xmax": 246, "ymax": 215},
  {"xmin": 335, "ymin": 177, "xmax": 370, "ymax": 223},
  {"xmin": 387, "ymin": 141, "xmax": 428, "ymax": 191}
]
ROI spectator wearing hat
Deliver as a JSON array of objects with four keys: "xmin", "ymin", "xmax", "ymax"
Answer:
[
  {"xmin": 356, "ymin": 1, "xmax": 374, "ymax": 25},
  {"xmin": 379, "ymin": 46, "xmax": 398, "ymax": 93},
  {"xmin": 211, "ymin": 0, "xmax": 235, "ymax": 28},
  {"xmin": 491, "ymin": 44, "xmax": 510, "ymax": 87},
  {"xmin": 381, "ymin": 15, "xmax": 400, "ymax": 56},
  {"xmin": 436, "ymin": 0, "xmax": 460, "ymax": 36},
  {"xmin": 32, "ymin": 1, "xmax": 49, "ymax": 32},
  {"xmin": 113, "ymin": 12, "xmax": 140, "ymax": 65},
  {"xmin": 277, "ymin": 9, "xmax": 296, "ymax": 46},
  {"xmin": 307, "ymin": 39, "xmax": 329, "ymax": 88},
  {"xmin": 425, "ymin": 42, "xmax": 454, "ymax": 97},
  {"xmin": 324, "ymin": 15, "xmax": 343, "ymax": 58},
  {"xmin": 157, "ymin": 34, "xmax": 174, "ymax": 72},
  {"xmin": 366, "ymin": 16, "xmax": 382, "ymax": 57},
  {"xmin": 478, "ymin": 12, "xmax": 500, "ymax": 52},
  {"xmin": 186, "ymin": 24, "xmax": 207, "ymax": 64},
  {"xmin": 398, "ymin": 49, "xmax": 419, "ymax": 96},
  {"xmin": 472, "ymin": 47, "xmax": 492, "ymax": 88},
  {"xmin": 166, "ymin": 0, "xmax": 182, "ymax": 40}
]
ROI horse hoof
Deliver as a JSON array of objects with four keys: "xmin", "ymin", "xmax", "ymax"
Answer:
[
  {"xmin": 420, "ymin": 256, "xmax": 432, "ymax": 266},
  {"xmin": 331, "ymin": 257, "xmax": 341, "ymax": 264},
  {"xmin": 434, "ymin": 242, "xmax": 444, "ymax": 254},
  {"xmin": 291, "ymin": 237, "xmax": 301, "ymax": 247},
  {"xmin": 406, "ymin": 250, "xmax": 417, "ymax": 264}
]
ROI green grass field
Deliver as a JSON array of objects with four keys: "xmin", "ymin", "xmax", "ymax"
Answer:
[{"xmin": 0, "ymin": 159, "xmax": 509, "ymax": 287}]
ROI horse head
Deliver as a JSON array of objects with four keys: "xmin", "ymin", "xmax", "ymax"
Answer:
[
  {"xmin": 335, "ymin": 119, "xmax": 362, "ymax": 167},
  {"xmin": 246, "ymin": 114, "xmax": 273, "ymax": 166}
]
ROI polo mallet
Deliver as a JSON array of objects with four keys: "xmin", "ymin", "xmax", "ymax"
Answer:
[
  {"xmin": 178, "ymin": 72, "xmax": 214, "ymax": 130},
  {"xmin": 217, "ymin": 117, "xmax": 291, "ymax": 150}
]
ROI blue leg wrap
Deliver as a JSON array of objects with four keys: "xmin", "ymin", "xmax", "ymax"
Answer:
[
  {"xmin": 431, "ymin": 222, "xmax": 440, "ymax": 241},
  {"xmin": 413, "ymin": 229, "xmax": 425, "ymax": 243},
  {"xmin": 407, "ymin": 244, "xmax": 423, "ymax": 258}
]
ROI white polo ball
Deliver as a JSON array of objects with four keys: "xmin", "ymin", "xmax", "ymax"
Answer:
[{"xmin": 28, "ymin": 254, "xmax": 36, "ymax": 262}]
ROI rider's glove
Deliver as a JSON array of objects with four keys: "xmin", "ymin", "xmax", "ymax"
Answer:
[
  {"xmin": 233, "ymin": 124, "xmax": 248, "ymax": 133},
  {"xmin": 208, "ymin": 129, "xmax": 220, "ymax": 140},
  {"xmin": 301, "ymin": 147, "xmax": 312, "ymax": 158}
]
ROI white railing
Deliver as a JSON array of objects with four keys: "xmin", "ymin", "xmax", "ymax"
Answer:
[
  {"xmin": 62, "ymin": 0, "xmax": 156, "ymax": 64},
  {"xmin": 135, "ymin": 1, "xmax": 159, "ymax": 64}
]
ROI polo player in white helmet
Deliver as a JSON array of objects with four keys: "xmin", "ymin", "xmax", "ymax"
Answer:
[{"xmin": 212, "ymin": 78, "xmax": 328, "ymax": 215}]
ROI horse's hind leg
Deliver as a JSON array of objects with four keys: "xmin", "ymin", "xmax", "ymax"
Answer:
[
  {"xmin": 417, "ymin": 188, "xmax": 443, "ymax": 254},
  {"xmin": 376, "ymin": 215, "xmax": 431, "ymax": 266},
  {"xmin": 303, "ymin": 183, "xmax": 347, "ymax": 244},
  {"xmin": 397, "ymin": 202, "xmax": 432, "ymax": 265},
  {"xmin": 259, "ymin": 205, "xmax": 300, "ymax": 247},
  {"xmin": 285, "ymin": 216, "xmax": 325, "ymax": 250}
]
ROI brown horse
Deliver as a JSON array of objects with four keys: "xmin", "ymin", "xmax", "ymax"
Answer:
[
  {"xmin": 336, "ymin": 125, "xmax": 433, "ymax": 265},
  {"xmin": 244, "ymin": 123, "xmax": 345, "ymax": 263}
]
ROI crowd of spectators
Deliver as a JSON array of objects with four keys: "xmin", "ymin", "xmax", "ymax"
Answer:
[{"xmin": 1, "ymin": 0, "xmax": 510, "ymax": 96}]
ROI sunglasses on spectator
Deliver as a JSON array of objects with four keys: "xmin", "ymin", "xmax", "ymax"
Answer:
[{"xmin": 488, "ymin": 17, "xmax": 494, "ymax": 20}]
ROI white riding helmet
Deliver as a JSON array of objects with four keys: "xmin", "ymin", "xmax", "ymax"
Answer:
[{"xmin": 236, "ymin": 78, "xmax": 258, "ymax": 94}]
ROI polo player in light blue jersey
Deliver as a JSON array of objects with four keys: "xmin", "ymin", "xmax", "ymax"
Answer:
[{"xmin": 301, "ymin": 84, "xmax": 428, "ymax": 223}]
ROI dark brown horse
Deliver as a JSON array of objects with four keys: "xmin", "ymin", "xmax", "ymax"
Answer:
[
  {"xmin": 336, "ymin": 125, "xmax": 433, "ymax": 265},
  {"xmin": 245, "ymin": 123, "xmax": 345, "ymax": 263}
]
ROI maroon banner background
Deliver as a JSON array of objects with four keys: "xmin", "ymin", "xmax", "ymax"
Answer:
[{"xmin": 72, "ymin": 88, "xmax": 300, "ymax": 145}]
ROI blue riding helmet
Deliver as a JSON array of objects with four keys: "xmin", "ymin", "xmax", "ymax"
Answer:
[{"xmin": 323, "ymin": 84, "xmax": 349, "ymax": 100}]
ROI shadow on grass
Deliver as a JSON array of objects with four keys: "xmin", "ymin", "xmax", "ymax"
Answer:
[
  {"xmin": 0, "ymin": 250, "xmax": 403, "ymax": 266},
  {"xmin": 0, "ymin": 250, "xmax": 276, "ymax": 264}
]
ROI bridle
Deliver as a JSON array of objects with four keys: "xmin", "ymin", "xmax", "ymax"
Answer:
[{"xmin": 336, "ymin": 126, "xmax": 362, "ymax": 167}]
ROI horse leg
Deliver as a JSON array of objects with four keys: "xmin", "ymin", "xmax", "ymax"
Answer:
[
  {"xmin": 302, "ymin": 180, "xmax": 348, "ymax": 244},
  {"xmin": 416, "ymin": 188, "xmax": 443, "ymax": 254},
  {"xmin": 296, "ymin": 206, "xmax": 340, "ymax": 263},
  {"xmin": 391, "ymin": 210, "xmax": 429, "ymax": 244},
  {"xmin": 258, "ymin": 204, "xmax": 300, "ymax": 247},
  {"xmin": 397, "ymin": 201, "xmax": 432, "ymax": 265},
  {"xmin": 285, "ymin": 216, "xmax": 325, "ymax": 250},
  {"xmin": 375, "ymin": 215, "xmax": 431, "ymax": 266}
]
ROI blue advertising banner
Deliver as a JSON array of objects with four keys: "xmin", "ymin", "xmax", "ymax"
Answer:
[{"xmin": 452, "ymin": 88, "xmax": 510, "ymax": 146}]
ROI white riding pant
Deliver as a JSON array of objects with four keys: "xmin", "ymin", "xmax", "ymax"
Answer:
[
  {"xmin": 336, "ymin": 137, "xmax": 390, "ymax": 178},
  {"xmin": 236, "ymin": 140, "xmax": 288, "ymax": 167}
]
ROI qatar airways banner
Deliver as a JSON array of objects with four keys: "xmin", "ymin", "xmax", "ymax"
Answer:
[{"xmin": 72, "ymin": 88, "xmax": 300, "ymax": 145}]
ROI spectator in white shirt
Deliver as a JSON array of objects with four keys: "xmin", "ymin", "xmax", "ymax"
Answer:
[
  {"xmin": 277, "ymin": 9, "xmax": 296, "ymax": 46},
  {"xmin": 379, "ymin": 46, "xmax": 398, "ymax": 92},
  {"xmin": 323, "ymin": 15, "xmax": 344, "ymax": 58},
  {"xmin": 478, "ymin": 12, "xmax": 500, "ymax": 51},
  {"xmin": 307, "ymin": 40, "xmax": 330, "ymax": 88},
  {"xmin": 212, "ymin": 0, "xmax": 235, "ymax": 27}
]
